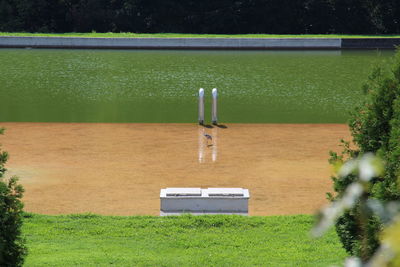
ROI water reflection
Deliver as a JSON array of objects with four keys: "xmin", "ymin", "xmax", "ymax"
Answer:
[
  {"xmin": 198, "ymin": 126, "xmax": 218, "ymax": 163},
  {"xmin": 198, "ymin": 127, "xmax": 205, "ymax": 163},
  {"xmin": 212, "ymin": 127, "xmax": 217, "ymax": 162}
]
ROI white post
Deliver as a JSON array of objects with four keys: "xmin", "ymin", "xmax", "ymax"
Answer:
[
  {"xmin": 198, "ymin": 88, "xmax": 204, "ymax": 125},
  {"xmin": 212, "ymin": 88, "xmax": 218, "ymax": 125}
]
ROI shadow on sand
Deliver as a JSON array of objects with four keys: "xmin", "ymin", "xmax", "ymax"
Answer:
[
  {"xmin": 200, "ymin": 124, "xmax": 228, "ymax": 129},
  {"xmin": 201, "ymin": 124, "xmax": 214, "ymax": 128}
]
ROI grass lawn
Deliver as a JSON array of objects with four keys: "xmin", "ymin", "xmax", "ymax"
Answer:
[
  {"xmin": 1, "ymin": 32, "xmax": 400, "ymax": 38},
  {"xmin": 23, "ymin": 213, "xmax": 347, "ymax": 266}
]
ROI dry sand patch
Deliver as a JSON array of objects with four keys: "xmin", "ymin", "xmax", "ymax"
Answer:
[{"xmin": 0, "ymin": 123, "xmax": 351, "ymax": 216}]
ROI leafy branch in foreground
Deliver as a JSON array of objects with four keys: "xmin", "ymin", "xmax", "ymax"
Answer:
[{"xmin": 313, "ymin": 153, "xmax": 400, "ymax": 267}]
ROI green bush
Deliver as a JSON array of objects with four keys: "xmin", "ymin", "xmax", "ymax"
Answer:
[
  {"xmin": 0, "ymin": 128, "xmax": 26, "ymax": 266},
  {"xmin": 329, "ymin": 50, "xmax": 400, "ymax": 262}
]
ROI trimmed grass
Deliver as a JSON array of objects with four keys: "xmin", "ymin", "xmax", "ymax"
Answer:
[
  {"xmin": 23, "ymin": 213, "xmax": 347, "ymax": 266},
  {"xmin": 1, "ymin": 32, "xmax": 400, "ymax": 38}
]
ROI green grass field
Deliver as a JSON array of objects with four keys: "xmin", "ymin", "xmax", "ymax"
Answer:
[
  {"xmin": 1, "ymin": 32, "xmax": 400, "ymax": 38},
  {"xmin": 23, "ymin": 213, "xmax": 346, "ymax": 266}
]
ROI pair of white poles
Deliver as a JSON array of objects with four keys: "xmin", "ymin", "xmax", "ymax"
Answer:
[{"xmin": 198, "ymin": 88, "xmax": 218, "ymax": 125}]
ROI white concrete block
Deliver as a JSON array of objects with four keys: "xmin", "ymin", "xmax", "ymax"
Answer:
[{"xmin": 160, "ymin": 187, "xmax": 250, "ymax": 216}]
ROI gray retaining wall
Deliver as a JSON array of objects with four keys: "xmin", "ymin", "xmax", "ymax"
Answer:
[
  {"xmin": 0, "ymin": 36, "xmax": 399, "ymax": 49},
  {"xmin": 0, "ymin": 36, "xmax": 341, "ymax": 49},
  {"xmin": 341, "ymin": 38, "xmax": 400, "ymax": 49}
]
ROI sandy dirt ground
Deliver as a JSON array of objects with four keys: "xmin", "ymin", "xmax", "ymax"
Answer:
[{"xmin": 0, "ymin": 123, "xmax": 351, "ymax": 216}]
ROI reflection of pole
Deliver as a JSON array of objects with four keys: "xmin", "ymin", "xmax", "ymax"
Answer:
[
  {"xmin": 212, "ymin": 127, "xmax": 217, "ymax": 162},
  {"xmin": 198, "ymin": 88, "xmax": 204, "ymax": 125},
  {"xmin": 212, "ymin": 88, "xmax": 218, "ymax": 125},
  {"xmin": 198, "ymin": 127, "xmax": 205, "ymax": 163}
]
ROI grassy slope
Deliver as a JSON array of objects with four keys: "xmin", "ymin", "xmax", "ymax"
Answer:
[
  {"xmin": 1, "ymin": 32, "xmax": 400, "ymax": 38},
  {"xmin": 23, "ymin": 214, "xmax": 346, "ymax": 266}
]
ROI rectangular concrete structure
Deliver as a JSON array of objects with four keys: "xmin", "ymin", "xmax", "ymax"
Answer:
[
  {"xmin": 160, "ymin": 187, "xmax": 250, "ymax": 216},
  {"xmin": 2, "ymin": 36, "xmax": 400, "ymax": 50},
  {"xmin": 0, "ymin": 36, "xmax": 341, "ymax": 50}
]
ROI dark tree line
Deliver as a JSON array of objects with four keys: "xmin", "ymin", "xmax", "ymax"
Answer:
[{"xmin": 0, "ymin": 0, "xmax": 400, "ymax": 34}]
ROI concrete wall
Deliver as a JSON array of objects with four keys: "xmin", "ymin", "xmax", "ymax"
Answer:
[
  {"xmin": 1, "ymin": 36, "xmax": 399, "ymax": 49},
  {"xmin": 342, "ymin": 38, "xmax": 400, "ymax": 49},
  {"xmin": 0, "ymin": 36, "xmax": 341, "ymax": 49}
]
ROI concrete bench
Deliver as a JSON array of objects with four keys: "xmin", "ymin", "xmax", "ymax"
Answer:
[{"xmin": 160, "ymin": 187, "xmax": 249, "ymax": 216}]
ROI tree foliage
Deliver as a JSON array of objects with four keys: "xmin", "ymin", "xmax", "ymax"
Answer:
[
  {"xmin": 0, "ymin": 0, "xmax": 400, "ymax": 34},
  {"xmin": 329, "ymin": 50, "xmax": 400, "ymax": 262},
  {"xmin": 0, "ymin": 128, "xmax": 26, "ymax": 267}
]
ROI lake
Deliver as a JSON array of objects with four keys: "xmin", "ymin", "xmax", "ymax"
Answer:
[{"xmin": 0, "ymin": 49, "xmax": 394, "ymax": 123}]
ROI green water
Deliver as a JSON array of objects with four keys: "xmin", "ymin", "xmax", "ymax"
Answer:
[{"xmin": 0, "ymin": 49, "xmax": 394, "ymax": 123}]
